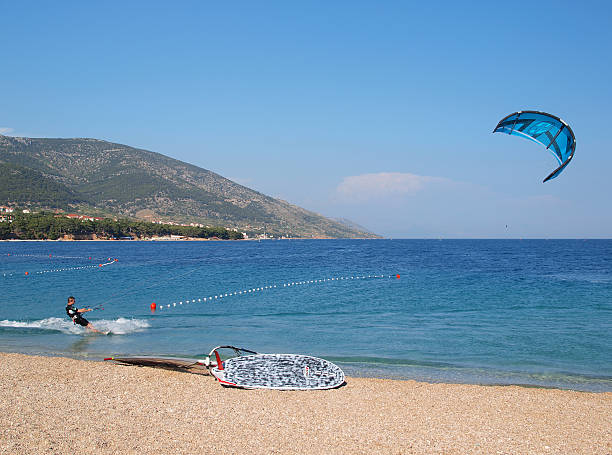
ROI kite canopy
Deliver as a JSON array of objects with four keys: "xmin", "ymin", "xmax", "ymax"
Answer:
[{"xmin": 493, "ymin": 111, "xmax": 576, "ymax": 182}]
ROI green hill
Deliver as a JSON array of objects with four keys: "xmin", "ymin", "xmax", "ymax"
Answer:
[
  {"xmin": 0, "ymin": 162, "xmax": 83, "ymax": 206},
  {"xmin": 0, "ymin": 134, "xmax": 378, "ymax": 238}
]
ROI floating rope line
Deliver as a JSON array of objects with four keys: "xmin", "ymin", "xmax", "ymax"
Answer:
[
  {"xmin": 155, "ymin": 274, "xmax": 399, "ymax": 311},
  {"xmin": 2, "ymin": 259, "xmax": 118, "ymax": 278},
  {"xmin": 4, "ymin": 253, "xmax": 112, "ymax": 260}
]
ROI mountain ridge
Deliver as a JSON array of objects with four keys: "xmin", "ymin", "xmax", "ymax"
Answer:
[{"xmin": 0, "ymin": 134, "xmax": 379, "ymax": 238}]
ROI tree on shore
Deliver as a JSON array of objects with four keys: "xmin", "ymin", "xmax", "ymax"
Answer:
[{"xmin": 0, "ymin": 212, "xmax": 243, "ymax": 240}]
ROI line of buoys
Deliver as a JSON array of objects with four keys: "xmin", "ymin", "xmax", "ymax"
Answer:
[
  {"xmin": 4, "ymin": 253, "xmax": 109, "ymax": 260},
  {"xmin": 153, "ymin": 274, "xmax": 399, "ymax": 311},
  {"xmin": 2, "ymin": 259, "xmax": 118, "ymax": 278}
]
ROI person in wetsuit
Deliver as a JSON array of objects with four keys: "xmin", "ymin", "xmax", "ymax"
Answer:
[{"xmin": 65, "ymin": 296, "xmax": 103, "ymax": 333}]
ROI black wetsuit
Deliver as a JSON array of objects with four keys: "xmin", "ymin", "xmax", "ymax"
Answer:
[{"xmin": 66, "ymin": 304, "xmax": 89, "ymax": 327}]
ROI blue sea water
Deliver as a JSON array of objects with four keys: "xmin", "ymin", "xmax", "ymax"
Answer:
[{"xmin": 1, "ymin": 239, "xmax": 610, "ymax": 392}]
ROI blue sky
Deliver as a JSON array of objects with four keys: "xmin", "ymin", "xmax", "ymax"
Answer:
[{"xmin": 1, "ymin": 1, "xmax": 611, "ymax": 237}]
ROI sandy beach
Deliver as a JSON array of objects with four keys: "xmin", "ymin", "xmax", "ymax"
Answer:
[{"xmin": 1, "ymin": 353, "xmax": 610, "ymax": 454}]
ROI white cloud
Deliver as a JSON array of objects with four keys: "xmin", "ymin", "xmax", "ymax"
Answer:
[
  {"xmin": 0, "ymin": 127, "xmax": 14, "ymax": 135},
  {"xmin": 325, "ymin": 171, "xmax": 587, "ymax": 237},
  {"xmin": 335, "ymin": 172, "xmax": 450, "ymax": 202}
]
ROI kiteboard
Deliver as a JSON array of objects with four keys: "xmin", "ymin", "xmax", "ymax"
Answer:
[{"xmin": 210, "ymin": 352, "xmax": 345, "ymax": 390}]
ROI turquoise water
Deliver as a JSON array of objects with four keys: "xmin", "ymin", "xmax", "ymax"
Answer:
[{"xmin": 1, "ymin": 239, "xmax": 611, "ymax": 392}]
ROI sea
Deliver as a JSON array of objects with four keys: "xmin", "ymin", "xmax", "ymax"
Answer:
[{"xmin": 1, "ymin": 239, "xmax": 610, "ymax": 392}]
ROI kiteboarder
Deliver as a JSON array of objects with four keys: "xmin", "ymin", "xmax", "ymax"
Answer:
[{"xmin": 65, "ymin": 296, "xmax": 103, "ymax": 333}]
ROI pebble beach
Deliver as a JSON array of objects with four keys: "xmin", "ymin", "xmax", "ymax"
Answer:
[{"xmin": 1, "ymin": 352, "xmax": 610, "ymax": 454}]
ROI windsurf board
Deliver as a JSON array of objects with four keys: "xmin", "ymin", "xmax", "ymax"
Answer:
[{"xmin": 211, "ymin": 353, "xmax": 345, "ymax": 390}]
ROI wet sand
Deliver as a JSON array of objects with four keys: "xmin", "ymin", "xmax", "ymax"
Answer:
[{"xmin": 1, "ymin": 352, "xmax": 610, "ymax": 454}]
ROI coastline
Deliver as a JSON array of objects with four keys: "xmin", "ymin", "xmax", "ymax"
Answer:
[
  {"xmin": 2, "ymin": 352, "xmax": 610, "ymax": 454},
  {"xmin": 0, "ymin": 237, "xmax": 333, "ymax": 242},
  {"xmin": 0, "ymin": 238, "xmax": 239, "ymax": 242}
]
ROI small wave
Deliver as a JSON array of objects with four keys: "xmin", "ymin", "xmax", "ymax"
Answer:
[
  {"xmin": 327, "ymin": 355, "xmax": 455, "ymax": 369},
  {"xmin": 0, "ymin": 317, "xmax": 83, "ymax": 334},
  {"xmin": 94, "ymin": 318, "xmax": 150, "ymax": 335},
  {"xmin": 0, "ymin": 317, "xmax": 150, "ymax": 335},
  {"xmin": 545, "ymin": 273, "xmax": 611, "ymax": 284}
]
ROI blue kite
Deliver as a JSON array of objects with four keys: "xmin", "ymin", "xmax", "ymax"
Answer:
[{"xmin": 493, "ymin": 111, "xmax": 576, "ymax": 182}]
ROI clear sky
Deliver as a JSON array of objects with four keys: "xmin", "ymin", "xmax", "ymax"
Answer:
[{"xmin": 2, "ymin": 1, "xmax": 611, "ymax": 238}]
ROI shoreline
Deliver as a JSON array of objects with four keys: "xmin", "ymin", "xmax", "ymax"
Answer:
[
  {"xmin": 2, "ymin": 352, "xmax": 610, "ymax": 454},
  {"xmin": 0, "ymin": 237, "xmax": 350, "ymax": 243},
  {"xmin": 1, "ymin": 347, "xmax": 609, "ymax": 393},
  {"xmin": 3, "ymin": 238, "xmax": 612, "ymax": 242},
  {"xmin": 0, "ymin": 238, "xmax": 240, "ymax": 242}
]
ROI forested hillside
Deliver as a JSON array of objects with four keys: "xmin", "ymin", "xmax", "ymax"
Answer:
[{"xmin": 0, "ymin": 135, "xmax": 378, "ymax": 238}]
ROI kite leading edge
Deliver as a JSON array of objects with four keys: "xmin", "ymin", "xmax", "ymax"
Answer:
[{"xmin": 493, "ymin": 110, "xmax": 576, "ymax": 182}]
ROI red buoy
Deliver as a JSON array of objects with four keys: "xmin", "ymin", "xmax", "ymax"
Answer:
[
  {"xmin": 99, "ymin": 264, "xmax": 102, "ymax": 267},
  {"xmin": 396, "ymin": 274, "xmax": 400, "ymax": 279},
  {"xmin": 150, "ymin": 302, "xmax": 157, "ymax": 312},
  {"xmin": 25, "ymin": 271, "xmax": 29, "ymax": 276}
]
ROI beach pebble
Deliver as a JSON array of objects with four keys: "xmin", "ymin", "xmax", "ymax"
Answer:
[{"xmin": 0, "ymin": 353, "xmax": 610, "ymax": 455}]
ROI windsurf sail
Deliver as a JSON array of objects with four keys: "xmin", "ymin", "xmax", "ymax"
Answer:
[
  {"xmin": 493, "ymin": 110, "xmax": 576, "ymax": 182},
  {"xmin": 104, "ymin": 356, "xmax": 213, "ymax": 374},
  {"xmin": 104, "ymin": 346, "xmax": 258, "ymax": 375}
]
